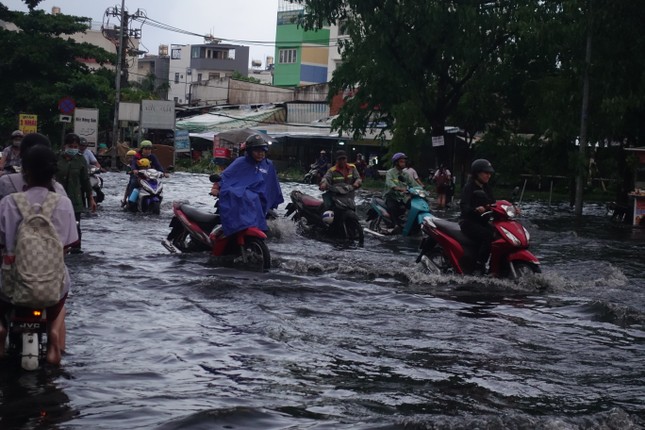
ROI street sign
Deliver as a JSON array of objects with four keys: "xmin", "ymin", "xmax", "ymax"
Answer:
[
  {"xmin": 59, "ymin": 115, "xmax": 72, "ymax": 123},
  {"xmin": 58, "ymin": 97, "xmax": 76, "ymax": 115}
]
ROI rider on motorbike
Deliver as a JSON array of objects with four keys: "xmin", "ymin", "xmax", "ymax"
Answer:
[
  {"xmin": 218, "ymin": 135, "xmax": 283, "ymax": 236},
  {"xmin": 384, "ymin": 152, "xmax": 417, "ymax": 230},
  {"xmin": 459, "ymin": 159, "xmax": 496, "ymax": 274},
  {"xmin": 319, "ymin": 150, "xmax": 362, "ymax": 210},
  {"xmin": 123, "ymin": 141, "xmax": 167, "ymax": 206}
]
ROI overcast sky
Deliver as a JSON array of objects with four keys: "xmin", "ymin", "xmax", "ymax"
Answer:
[{"xmin": 3, "ymin": 0, "xmax": 280, "ymax": 67}]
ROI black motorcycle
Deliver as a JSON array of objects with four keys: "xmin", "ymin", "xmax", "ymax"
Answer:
[{"xmin": 285, "ymin": 183, "xmax": 364, "ymax": 244}]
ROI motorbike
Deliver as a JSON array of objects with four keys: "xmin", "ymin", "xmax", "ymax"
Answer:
[
  {"xmin": 89, "ymin": 166, "xmax": 105, "ymax": 203},
  {"xmin": 415, "ymin": 200, "xmax": 540, "ymax": 279},
  {"xmin": 365, "ymin": 186, "xmax": 432, "ymax": 236},
  {"xmin": 285, "ymin": 183, "xmax": 364, "ymax": 243},
  {"xmin": 303, "ymin": 164, "xmax": 324, "ymax": 184},
  {"xmin": 4, "ymin": 306, "xmax": 48, "ymax": 370},
  {"xmin": 125, "ymin": 169, "xmax": 164, "ymax": 214},
  {"xmin": 161, "ymin": 174, "xmax": 271, "ymax": 271}
]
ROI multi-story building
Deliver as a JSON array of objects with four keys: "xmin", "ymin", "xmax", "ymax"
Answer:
[
  {"xmin": 168, "ymin": 41, "xmax": 250, "ymax": 105},
  {"xmin": 273, "ymin": 1, "xmax": 330, "ymax": 87},
  {"xmin": 137, "ymin": 45, "xmax": 171, "ymax": 99}
]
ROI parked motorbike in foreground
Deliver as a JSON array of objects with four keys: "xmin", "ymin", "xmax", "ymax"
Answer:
[
  {"xmin": 4, "ymin": 307, "xmax": 48, "ymax": 370},
  {"xmin": 416, "ymin": 200, "xmax": 540, "ymax": 279},
  {"xmin": 161, "ymin": 174, "xmax": 271, "ymax": 270},
  {"xmin": 285, "ymin": 184, "xmax": 364, "ymax": 244},
  {"xmin": 365, "ymin": 186, "xmax": 432, "ymax": 236},
  {"xmin": 125, "ymin": 169, "xmax": 164, "ymax": 214}
]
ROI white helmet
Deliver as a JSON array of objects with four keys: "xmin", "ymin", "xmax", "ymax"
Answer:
[{"xmin": 322, "ymin": 210, "xmax": 335, "ymax": 225}]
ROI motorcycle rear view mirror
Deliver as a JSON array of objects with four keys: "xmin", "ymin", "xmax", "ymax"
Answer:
[{"xmin": 209, "ymin": 174, "xmax": 221, "ymax": 183}]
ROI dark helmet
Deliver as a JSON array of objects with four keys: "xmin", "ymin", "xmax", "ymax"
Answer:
[
  {"xmin": 471, "ymin": 159, "xmax": 494, "ymax": 175},
  {"xmin": 245, "ymin": 134, "xmax": 269, "ymax": 152},
  {"xmin": 64, "ymin": 133, "xmax": 81, "ymax": 145},
  {"xmin": 335, "ymin": 149, "xmax": 347, "ymax": 160},
  {"xmin": 79, "ymin": 137, "xmax": 88, "ymax": 147}
]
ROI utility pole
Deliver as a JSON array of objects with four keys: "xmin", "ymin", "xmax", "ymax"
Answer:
[
  {"xmin": 105, "ymin": 3, "xmax": 142, "ymax": 169},
  {"xmin": 574, "ymin": 0, "xmax": 593, "ymax": 217},
  {"xmin": 109, "ymin": 0, "xmax": 126, "ymax": 170}
]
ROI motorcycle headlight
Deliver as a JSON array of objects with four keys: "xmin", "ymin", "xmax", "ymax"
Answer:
[
  {"xmin": 501, "ymin": 204, "xmax": 517, "ymax": 218},
  {"xmin": 500, "ymin": 226, "xmax": 521, "ymax": 246}
]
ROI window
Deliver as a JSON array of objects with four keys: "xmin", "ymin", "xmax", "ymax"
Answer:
[
  {"xmin": 171, "ymin": 48, "xmax": 181, "ymax": 59},
  {"xmin": 279, "ymin": 48, "xmax": 297, "ymax": 64},
  {"xmin": 174, "ymin": 72, "xmax": 180, "ymax": 83},
  {"xmin": 197, "ymin": 73, "xmax": 202, "ymax": 82}
]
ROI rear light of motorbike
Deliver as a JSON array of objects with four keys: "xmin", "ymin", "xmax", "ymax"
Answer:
[{"xmin": 32, "ymin": 310, "xmax": 42, "ymax": 317}]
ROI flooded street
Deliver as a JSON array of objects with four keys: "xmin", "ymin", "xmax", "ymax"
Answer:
[{"xmin": 1, "ymin": 171, "xmax": 643, "ymax": 429}]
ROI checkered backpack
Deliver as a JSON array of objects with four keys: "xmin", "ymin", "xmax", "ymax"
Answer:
[{"xmin": 2, "ymin": 192, "xmax": 65, "ymax": 307}]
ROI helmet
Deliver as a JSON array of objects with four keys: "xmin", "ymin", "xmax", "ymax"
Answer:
[
  {"xmin": 391, "ymin": 152, "xmax": 407, "ymax": 163},
  {"xmin": 335, "ymin": 150, "xmax": 347, "ymax": 160},
  {"xmin": 471, "ymin": 159, "xmax": 494, "ymax": 175},
  {"xmin": 79, "ymin": 137, "xmax": 88, "ymax": 147},
  {"xmin": 245, "ymin": 134, "xmax": 269, "ymax": 152},
  {"xmin": 98, "ymin": 143, "xmax": 108, "ymax": 149},
  {"xmin": 64, "ymin": 133, "xmax": 81, "ymax": 145},
  {"xmin": 140, "ymin": 140, "xmax": 153, "ymax": 148},
  {"xmin": 322, "ymin": 210, "xmax": 335, "ymax": 225},
  {"xmin": 320, "ymin": 150, "xmax": 326, "ymax": 154},
  {"xmin": 11, "ymin": 130, "xmax": 24, "ymax": 138},
  {"xmin": 126, "ymin": 149, "xmax": 137, "ymax": 156},
  {"xmin": 137, "ymin": 158, "xmax": 151, "ymax": 168}
]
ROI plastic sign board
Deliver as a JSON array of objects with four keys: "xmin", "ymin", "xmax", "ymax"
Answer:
[
  {"xmin": 59, "ymin": 115, "xmax": 72, "ymax": 123},
  {"xmin": 74, "ymin": 108, "xmax": 99, "ymax": 149},
  {"xmin": 119, "ymin": 102, "xmax": 141, "ymax": 121},
  {"xmin": 19, "ymin": 114, "xmax": 38, "ymax": 134},
  {"xmin": 174, "ymin": 129, "xmax": 190, "ymax": 153},
  {"xmin": 432, "ymin": 135, "xmax": 445, "ymax": 147},
  {"xmin": 141, "ymin": 100, "xmax": 175, "ymax": 130},
  {"xmin": 58, "ymin": 96, "xmax": 76, "ymax": 115}
]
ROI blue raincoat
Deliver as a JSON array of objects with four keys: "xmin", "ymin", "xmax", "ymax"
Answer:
[{"xmin": 219, "ymin": 155, "xmax": 284, "ymax": 236}]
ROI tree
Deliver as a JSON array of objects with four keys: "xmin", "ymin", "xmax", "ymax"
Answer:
[
  {"xmin": 295, "ymin": 0, "xmax": 534, "ymax": 153},
  {"xmin": 0, "ymin": 1, "xmax": 115, "ymax": 143}
]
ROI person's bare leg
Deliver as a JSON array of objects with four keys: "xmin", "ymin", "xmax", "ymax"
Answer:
[{"xmin": 46, "ymin": 307, "xmax": 65, "ymax": 365}]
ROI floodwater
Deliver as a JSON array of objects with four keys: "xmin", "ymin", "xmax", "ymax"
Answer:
[{"xmin": 1, "ymin": 171, "xmax": 643, "ymax": 429}]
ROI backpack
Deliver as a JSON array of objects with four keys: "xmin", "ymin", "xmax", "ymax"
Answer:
[
  {"xmin": 1, "ymin": 192, "xmax": 65, "ymax": 308},
  {"xmin": 434, "ymin": 170, "xmax": 450, "ymax": 187}
]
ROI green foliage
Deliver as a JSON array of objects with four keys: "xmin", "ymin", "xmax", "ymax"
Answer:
[
  {"xmin": 0, "ymin": 3, "xmax": 116, "ymax": 142},
  {"xmin": 231, "ymin": 71, "xmax": 262, "ymax": 84}
]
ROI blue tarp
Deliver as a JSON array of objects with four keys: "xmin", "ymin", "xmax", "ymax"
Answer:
[{"xmin": 219, "ymin": 155, "xmax": 284, "ymax": 236}]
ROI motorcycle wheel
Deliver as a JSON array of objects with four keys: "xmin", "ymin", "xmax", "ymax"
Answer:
[
  {"xmin": 345, "ymin": 219, "xmax": 364, "ymax": 244},
  {"xmin": 242, "ymin": 237, "xmax": 271, "ymax": 271},
  {"xmin": 511, "ymin": 261, "xmax": 541, "ymax": 280},
  {"xmin": 420, "ymin": 248, "xmax": 448, "ymax": 275},
  {"xmin": 151, "ymin": 201, "xmax": 161, "ymax": 215}
]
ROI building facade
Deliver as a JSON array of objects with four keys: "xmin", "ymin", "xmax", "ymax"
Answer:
[
  {"xmin": 274, "ymin": 2, "xmax": 330, "ymax": 87},
  {"xmin": 168, "ymin": 42, "xmax": 250, "ymax": 105}
]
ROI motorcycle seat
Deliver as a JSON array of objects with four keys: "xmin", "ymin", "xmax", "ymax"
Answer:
[
  {"xmin": 181, "ymin": 204, "xmax": 220, "ymax": 224},
  {"xmin": 301, "ymin": 194, "xmax": 323, "ymax": 208},
  {"xmin": 372, "ymin": 197, "xmax": 387, "ymax": 207},
  {"xmin": 432, "ymin": 218, "xmax": 475, "ymax": 247}
]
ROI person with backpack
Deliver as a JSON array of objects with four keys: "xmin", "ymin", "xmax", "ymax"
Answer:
[
  {"xmin": 432, "ymin": 164, "xmax": 452, "ymax": 209},
  {"xmin": 56, "ymin": 133, "xmax": 96, "ymax": 253},
  {"xmin": 0, "ymin": 145, "xmax": 78, "ymax": 365}
]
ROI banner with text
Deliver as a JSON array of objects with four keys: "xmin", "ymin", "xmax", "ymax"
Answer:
[
  {"xmin": 74, "ymin": 108, "xmax": 99, "ymax": 150},
  {"xmin": 19, "ymin": 114, "xmax": 38, "ymax": 134},
  {"xmin": 141, "ymin": 100, "xmax": 175, "ymax": 130}
]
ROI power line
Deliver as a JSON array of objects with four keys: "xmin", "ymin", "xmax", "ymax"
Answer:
[{"xmin": 129, "ymin": 11, "xmax": 346, "ymax": 49}]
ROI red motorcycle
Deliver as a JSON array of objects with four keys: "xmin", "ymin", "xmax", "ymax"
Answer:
[
  {"xmin": 161, "ymin": 175, "xmax": 271, "ymax": 271},
  {"xmin": 416, "ymin": 200, "xmax": 540, "ymax": 279}
]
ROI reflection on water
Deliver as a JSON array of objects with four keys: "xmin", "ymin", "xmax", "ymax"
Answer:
[{"xmin": 0, "ymin": 172, "xmax": 642, "ymax": 429}]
